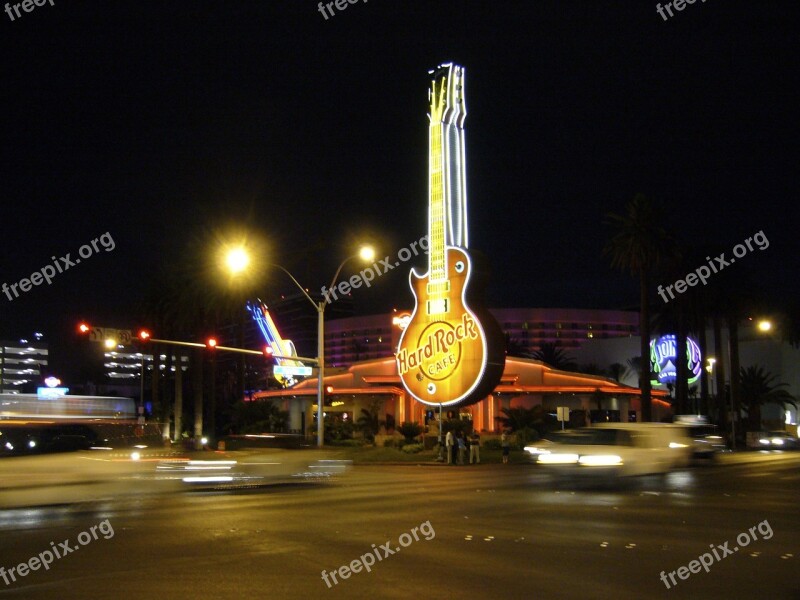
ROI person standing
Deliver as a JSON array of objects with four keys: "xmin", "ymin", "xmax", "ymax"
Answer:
[
  {"xmin": 501, "ymin": 430, "xmax": 510, "ymax": 464},
  {"xmin": 445, "ymin": 429, "xmax": 454, "ymax": 465},
  {"xmin": 469, "ymin": 431, "xmax": 481, "ymax": 464},
  {"xmin": 456, "ymin": 432, "xmax": 466, "ymax": 465}
]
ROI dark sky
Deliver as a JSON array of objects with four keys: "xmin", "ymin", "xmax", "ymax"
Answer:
[{"xmin": 1, "ymin": 0, "xmax": 798, "ymax": 344}]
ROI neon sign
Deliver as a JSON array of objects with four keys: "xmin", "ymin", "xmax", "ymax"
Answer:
[
  {"xmin": 650, "ymin": 334, "xmax": 703, "ymax": 386},
  {"xmin": 395, "ymin": 63, "xmax": 505, "ymax": 408}
]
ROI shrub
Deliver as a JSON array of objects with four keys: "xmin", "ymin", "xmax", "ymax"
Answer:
[
  {"xmin": 483, "ymin": 438, "xmax": 502, "ymax": 451},
  {"xmin": 400, "ymin": 443, "xmax": 423, "ymax": 454},
  {"xmin": 329, "ymin": 438, "xmax": 367, "ymax": 447},
  {"xmin": 514, "ymin": 427, "xmax": 541, "ymax": 449},
  {"xmin": 397, "ymin": 421, "xmax": 423, "ymax": 442},
  {"xmin": 440, "ymin": 418, "xmax": 473, "ymax": 436},
  {"xmin": 383, "ymin": 438, "xmax": 398, "ymax": 448}
]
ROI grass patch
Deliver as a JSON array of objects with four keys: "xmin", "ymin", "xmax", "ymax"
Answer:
[{"xmin": 325, "ymin": 445, "xmax": 533, "ymax": 465}]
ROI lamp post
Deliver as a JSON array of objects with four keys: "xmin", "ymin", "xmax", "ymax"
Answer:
[
  {"xmin": 224, "ymin": 245, "xmax": 374, "ymax": 447},
  {"xmin": 706, "ymin": 358, "xmax": 716, "ymax": 399}
]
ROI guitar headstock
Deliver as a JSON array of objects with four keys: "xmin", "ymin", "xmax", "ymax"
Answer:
[{"xmin": 428, "ymin": 63, "xmax": 466, "ymax": 127}]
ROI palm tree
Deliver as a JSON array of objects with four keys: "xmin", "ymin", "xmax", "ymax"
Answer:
[
  {"xmin": 504, "ymin": 333, "xmax": 532, "ymax": 358},
  {"xmin": 604, "ymin": 193, "xmax": 677, "ymax": 421},
  {"xmin": 626, "ymin": 356, "xmax": 643, "ymax": 379},
  {"xmin": 739, "ymin": 365, "xmax": 796, "ymax": 432},
  {"xmin": 355, "ymin": 399, "xmax": 385, "ymax": 442},
  {"xmin": 607, "ymin": 362, "xmax": 629, "ymax": 383},
  {"xmin": 531, "ymin": 342, "xmax": 576, "ymax": 371},
  {"xmin": 495, "ymin": 406, "xmax": 549, "ymax": 434}
]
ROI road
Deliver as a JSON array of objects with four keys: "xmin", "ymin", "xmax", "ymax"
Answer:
[{"xmin": 0, "ymin": 451, "xmax": 798, "ymax": 599}]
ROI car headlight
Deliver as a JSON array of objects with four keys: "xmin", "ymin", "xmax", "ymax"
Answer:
[
  {"xmin": 538, "ymin": 453, "xmax": 579, "ymax": 465},
  {"xmin": 771, "ymin": 438, "xmax": 784, "ymax": 445},
  {"xmin": 669, "ymin": 442, "xmax": 688, "ymax": 448},
  {"xmin": 578, "ymin": 454, "xmax": 623, "ymax": 466},
  {"xmin": 525, "ymin": 446, "xmax": 550, "ymax": 456},
  {"xmin": 759, "ymin": 438, "xmax": 770, "ymax": 445}
]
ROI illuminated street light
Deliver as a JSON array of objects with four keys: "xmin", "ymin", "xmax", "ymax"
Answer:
[
  {"xmin": 216, "ymin": 239, "xmax": 375, "ymax": 447},
  {"xmin": 104, "ymin": 338, "xmax": 117, "ymax": 349},
  {"xmin": 359, "ymin": 245, "xmax": 376, "ymax": 262},
  {"xmin": 706, "ymin": 358, "xmax": 716, "ymax": 399},
  {"xmin": 757, "ymin": 320, "xmax": 772, "ymax": 332},
  {"xmin": 226, "ymin": 247, "xmax": 250, "ymax": 274}
]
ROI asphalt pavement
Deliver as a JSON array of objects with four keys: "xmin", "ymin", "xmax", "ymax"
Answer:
[{"xmin": 0, "ymin": 450, "xmax": 798, "ymax": 600}]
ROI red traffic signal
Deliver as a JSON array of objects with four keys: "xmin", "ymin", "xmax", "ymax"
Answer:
[
  {"xmin": 207, "ymin": 338, "xmax": 217, "ymax": 349},
  {"xmin": 78, "ymin": 322, "xmax": 90, "ymax": 334},
  {"xmin": 138, "ymin": 330, "xmax": 151, "ymax": 341},
  {"xmin": 264, "ymin": 346, "xmax": 274, "ymax": 357}
]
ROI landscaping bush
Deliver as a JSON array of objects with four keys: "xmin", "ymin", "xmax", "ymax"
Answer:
[
  {"xmin": 483, "ymin": 438, "xmax": 502, "ymax": 450},
  {"xmin": 400, "ymin": 443, "xmax": 423, "ymax": 454},
  {"xmin": 514, "ymin": 427, "xmax": 541, "ymax": 449},
  {"xmin": 397, "ymin": 421, "xmax": 423, "ymax": 442},
  {"xmin": 329, "ymin": 438, "xmax": 367, "ymax": 447},
  {"xmin": 383, "ymin": 438, "xmax": 398, "ymax": 448}
]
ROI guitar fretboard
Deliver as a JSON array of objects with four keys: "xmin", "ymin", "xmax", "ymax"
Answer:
[{"xmin": 429, "ymin": 121, "xmax": 445, "ymax": 284}]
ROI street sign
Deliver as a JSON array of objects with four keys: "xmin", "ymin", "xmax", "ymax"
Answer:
[
  {"xmin": 557, "ymin": 406, "xmax": 569, "ymax": 430},
  {"xmin": 273, "ymin": 365, "xmax": 313, "ymax": 377},
  {"xmin": 88, "ymin": 327, "xmax": 132, "ymax": 344}
]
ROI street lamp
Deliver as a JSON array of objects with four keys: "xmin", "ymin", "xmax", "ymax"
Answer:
[
  {"xmin": 225, "ymin": 245, "xmax": 374, "ymax": 447},
  {"xmin": 706, "ymin": 358, "xmax": 716, "ymax": 399}
]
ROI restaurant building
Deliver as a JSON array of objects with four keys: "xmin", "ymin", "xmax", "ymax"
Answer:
[{"xmin": 252, "ymin": 307, "xmax": 669, "ymax": 435}]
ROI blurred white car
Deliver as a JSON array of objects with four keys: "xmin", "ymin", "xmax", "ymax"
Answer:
[{"xmin": 525, "ymin": 423, "xmax": 692, "ymax": 478}]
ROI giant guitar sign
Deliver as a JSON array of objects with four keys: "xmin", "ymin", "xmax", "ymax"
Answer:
[{"xmin": 396, "ymin": 63, "xmax": 505, "ymax": 408}]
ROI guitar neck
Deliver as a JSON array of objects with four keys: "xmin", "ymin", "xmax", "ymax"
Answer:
[{"xmin": 429, "ymin": 121, "xmax": 446, "ymax": 282}]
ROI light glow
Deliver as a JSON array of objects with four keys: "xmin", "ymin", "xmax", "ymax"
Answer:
[
  {"xmin": 359, "ymin": 246, "xmax": 376, "ymax": 262},
  {"xmin": 757, "ymin": 320, "xmax": 772, "ymax": 332},
  {"xmin": 538, "ymin": 453, "xmax": 579, "ymax": 465},
  {"xmin": 226, "ymin": 247, "xmax": 250, "ymax": 274},
  {"xmin": 578, "ymin": 454, "xmax": 623, "ymax": 466}
]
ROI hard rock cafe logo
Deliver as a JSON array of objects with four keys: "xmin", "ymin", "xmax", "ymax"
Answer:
[{"xmin": 396, "ymin": 312, "xmax": 479, "ymax": 380}]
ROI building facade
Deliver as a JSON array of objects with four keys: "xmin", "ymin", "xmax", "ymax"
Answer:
[
  {"xmin": 0, "ymin": 337, "xmax": 48, "ymax": 393},
  {"xmin": 324, "ymin": 307, "xmax": 639, "ymax": 368}
]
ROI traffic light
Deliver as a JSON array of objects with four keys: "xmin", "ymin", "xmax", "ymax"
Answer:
[
  {"xmin": 138, "ymin": 329, "xmax": 151, "ymax": 341},
  {"xmin": 78, "ymin": 322, "xmax": 90, "ymax": 334},
  {"xmin": 206, "ymin": 337, "xmax": 217, "ymax": 349},
  {"xmin": 264, "ymin": 346, "xmax": 274, "ymax": 357}
]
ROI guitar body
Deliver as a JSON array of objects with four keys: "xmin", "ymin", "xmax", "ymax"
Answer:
[{"xmin": 396, "ymin": 246, "xmax": 504, "ymax": 407}]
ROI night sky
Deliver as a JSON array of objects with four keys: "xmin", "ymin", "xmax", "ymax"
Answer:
[{"xmin": 2, "ymin": 1, "xmax": 798, "ymax": 347}]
